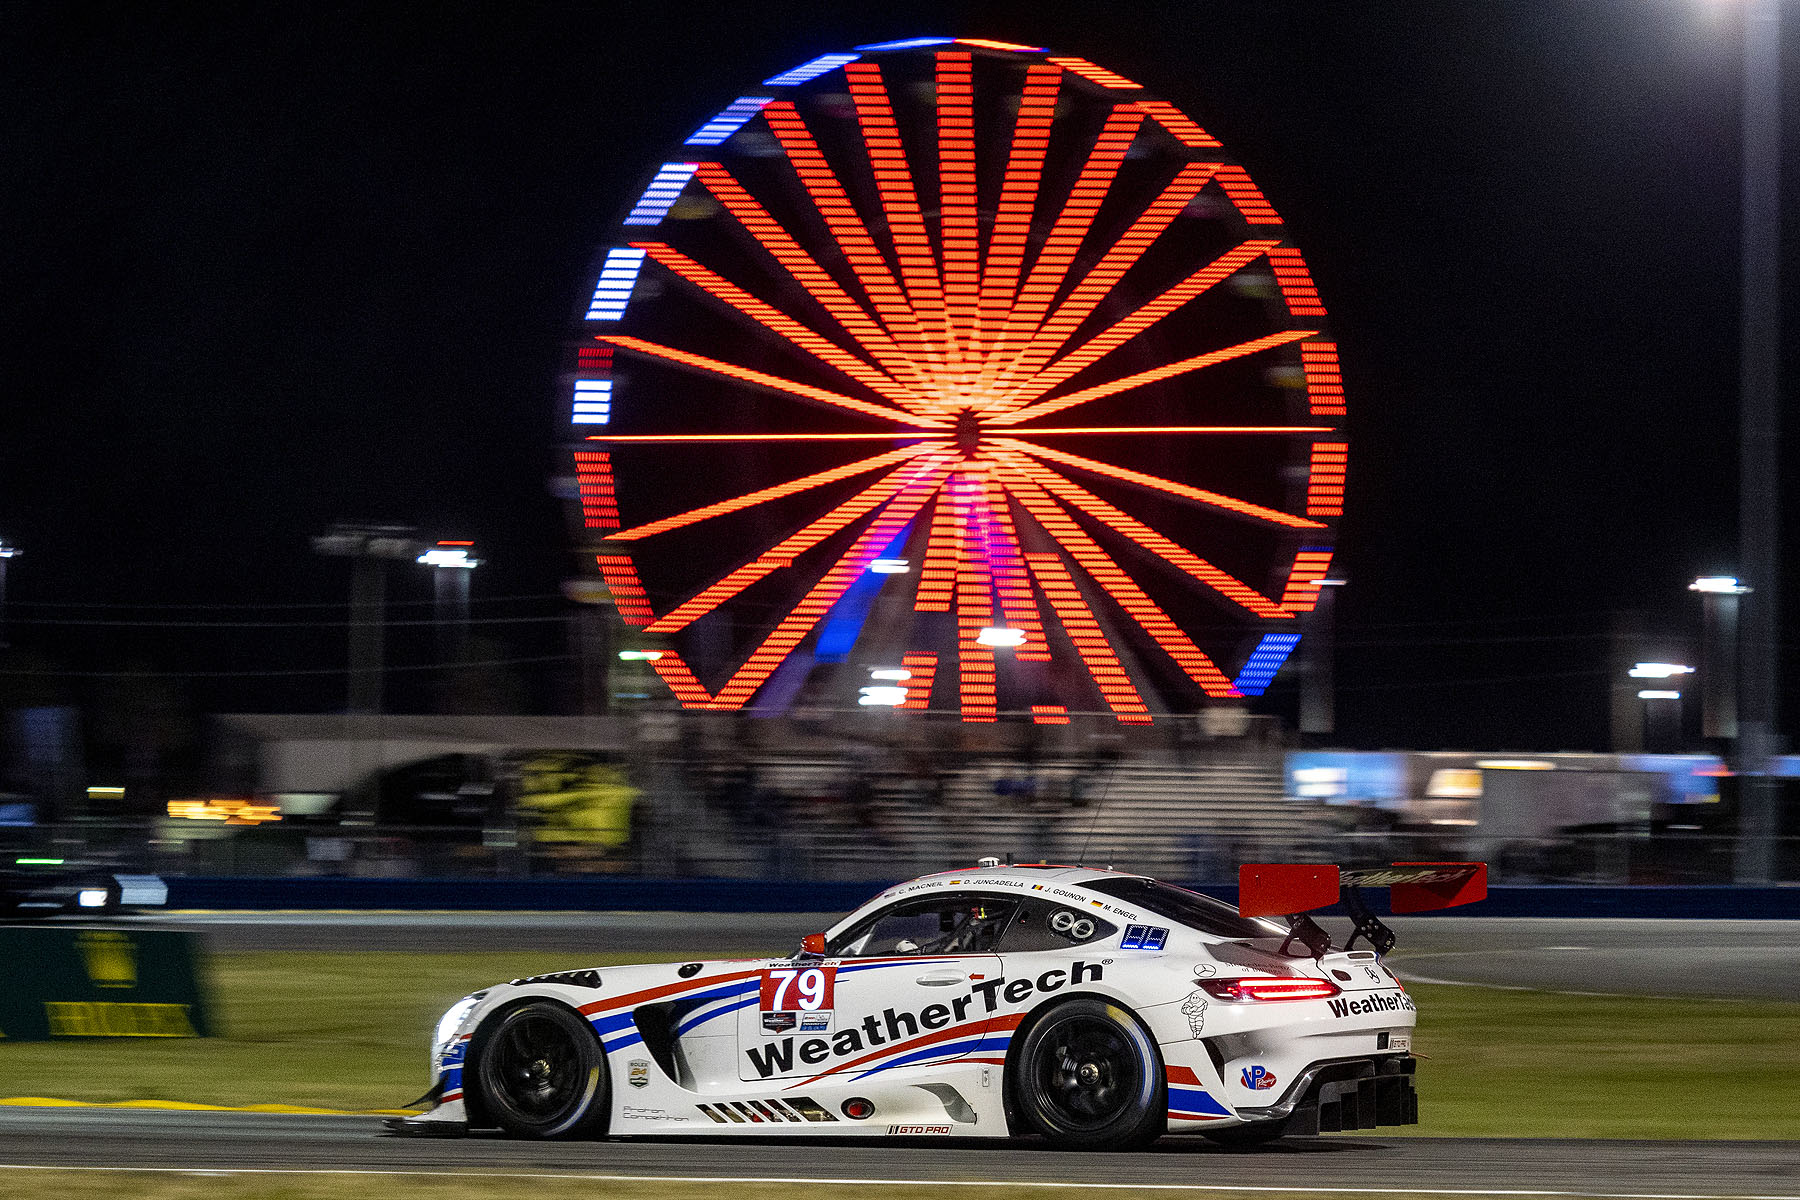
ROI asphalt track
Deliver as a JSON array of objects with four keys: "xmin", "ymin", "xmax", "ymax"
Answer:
[
  {"xmin": 1, "ymin": 1108, "xmax": 1798, "ymax": 1198},
  {"xmin": 114, "ymin": 911, "xmax": 1800, "ymax": 1000}
]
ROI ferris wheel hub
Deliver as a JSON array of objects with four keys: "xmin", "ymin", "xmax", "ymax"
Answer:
[{"xmin": 954, "ymin": 409, "xmax": 984, "ymax": 455}]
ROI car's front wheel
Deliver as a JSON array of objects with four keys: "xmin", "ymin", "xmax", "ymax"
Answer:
[
  {"xmin": 1009, "ymin": 997, "xmax": 1165, "ymax": 1150},
  {"xmin": 474, "ymin": 1001, "xmax": 609, "ymax": 1139}
]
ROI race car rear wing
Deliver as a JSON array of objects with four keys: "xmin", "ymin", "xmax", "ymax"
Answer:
[{"xmin": 1238, "ymin": 862, "xmax": 1487, "ymax": 957}]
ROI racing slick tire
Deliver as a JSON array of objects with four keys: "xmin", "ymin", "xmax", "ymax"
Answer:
[
  {"xmin": 1009, "ymin": 997, "xmax": 1165, "ymax": 1150},
  {"xmin": 473, "ymin": 1001, "xmax": 609, "ymax": 1139}
]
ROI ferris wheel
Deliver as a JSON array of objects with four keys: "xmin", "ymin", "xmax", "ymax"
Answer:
[{"xmin": 565, "ymin": 38, "xmax": 1346, "ymax": 723}]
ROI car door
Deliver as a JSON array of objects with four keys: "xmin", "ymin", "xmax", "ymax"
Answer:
[{"xmin": 736, "ymin": 891, "xmax": 1014, "ymax": 1083}]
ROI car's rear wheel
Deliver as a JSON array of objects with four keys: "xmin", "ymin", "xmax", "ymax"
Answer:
[
  {"xmin": 1009, "ymin": 998, "xmax": 1164, "ymax": 1150},
  {"xmin": 474, "ymin": 1001, "xmax": 609, "ymax": 1139}
]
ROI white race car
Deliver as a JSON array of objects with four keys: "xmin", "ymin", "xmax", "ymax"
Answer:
[{"xmin": 394, "ymin": 860, "xmax": 1484, "ymax": 1148}]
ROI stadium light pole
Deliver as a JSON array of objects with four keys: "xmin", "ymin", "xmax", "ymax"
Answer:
[
  {"xmin": 0, "ymin": 539, "xmax": 18, "ymax": 650},
  {"xmin": 1733, "ymin": 0, "xmax": 1782, "ymax": 883},
  {"xmin": 417, "ymin": 541, "xmax": 481, "ymax": 668},
  {"xmin": 311, "ymin": 523, "xmax": 420, "ymax": 715},
  {"xmin": 1691, "ymin": 576, "xmax": 1748, "ymax": 741}
]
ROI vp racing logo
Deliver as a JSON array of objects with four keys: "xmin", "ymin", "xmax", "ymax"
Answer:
[{"xmin": 744, "ymin": 961, "xmax": 1105, "ymax": 1079}]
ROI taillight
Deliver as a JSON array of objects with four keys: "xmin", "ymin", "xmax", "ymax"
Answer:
[{"xmin": 1199, "ymin": 977, "xmax": 1342, "ymax": 1002}]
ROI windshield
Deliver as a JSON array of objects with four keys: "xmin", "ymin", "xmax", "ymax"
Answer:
[{"xmin": 1082, "ymin": 876, "xmax": 1288, "ymax": 940}]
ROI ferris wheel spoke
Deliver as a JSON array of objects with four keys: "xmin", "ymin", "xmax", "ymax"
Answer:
[
  {"xmin": 761, "ymin": 101, "xmax": 945, "ymax": 378},
  {"xmin": 629, "ymin": 242, "xmax": 926, "ymax": 409},
  {"xmin": 974, "ymin": 103, "xmax": 1145, "ymax": 386},
  {"xmin": 951, "ymin": 468, "xmax": 999, "ymax": 722},
  {"xmin": 1021, "ymin": 550, "xmax": 1153, "ymax": 723},
  {"xmin": 992, "ymin": 465, "xmax": 1241, "ymax": 698},
  {"xmin": 996, "ymin": 238, "xmax": 1284, "ymax": 410},
  {"xmin": 993, "ymin": 437, "xmax": 1322, "ymax": 530},
  {"xmin": 597, "ymin": 335, "xmax": 945, "ymax": 428},
  {"xmin": 988, "ymin": 328, "xmax": 1317, "ymax": 427},
  {"xmin": 694, "ymin": 163, "xmax": 930, "ymax": 392},
  {"xmin": 935, "ymin": 50, "xmax": 980, "ymax": 355},
  {"xmin": 988, "ymin": 161, "xmax": 1220, "ymax": 395},
  {"xmin": 605, "ymin": 443, "xmax": 938, "ymax": 543},
  {"xmin": 992, "ymin": 451, "xmax": 1292, "ymax": 619},
  {"xmin": 974, "ymin": 63, "xmax": 1063, "ymax": 362},
  {"xmin": 844, "ymin": 63, "xmax": 955, "ymax": 362},
  {"xmin": 912, "ymin": 487, "xmax": 962, "ymax": 613},
  {"xmin": 709, "ymin": 455, "xmax": 953, "ymax": 709},
  {"xmin": 980, "ymin": 476, "xmax": 1050, "ymax": 660},
  {"xmin": 644, "ymin": 453, "xmax": 955, "ymax": 635}
]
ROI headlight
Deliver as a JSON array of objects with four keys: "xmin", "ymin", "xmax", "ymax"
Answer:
[
  {"xmin": 76, "ymin": 889, "xmax": 109, "ymax": 909},
  {"xmin": 433, "ymin": 995, "xmax": 483, "ymax": 1061}
]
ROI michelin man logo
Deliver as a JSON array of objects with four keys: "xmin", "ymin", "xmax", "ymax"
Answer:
[{"xmin": 1181, "ymin": 990, "xmax": 1208, "ymax": 1036}]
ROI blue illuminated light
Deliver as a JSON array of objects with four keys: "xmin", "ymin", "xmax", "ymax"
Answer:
[
  {"xmin": 623, "ymin": 162, "xmax": 701, "ymax": 226},
  {"xmin": 1232, "ymin": 633, "xmax": 1302, "ymax": 697},
  {"xmin": 685, "ymin": 97, "xmax": 774, "ymax": 146},
  {"xmin": 763, "ymin": 53, "xmax": 860, "ymax": 87},
  {"xmin": 585, "ymin": 248, "xmax": 648, "ymax": 321},
  {"xmin": 571, "ymin": 379, "xmax": 613, "ymax": 425},
  {"xmin": 854, "ymin": 37, "xmax": 954, "ymax": 51}
]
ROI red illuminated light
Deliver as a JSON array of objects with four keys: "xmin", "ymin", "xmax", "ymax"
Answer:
[
  {"xmin": 1030, "ymin": 704, "xmax": 1071, "ymax": 724},
  {"xmin": 1279, "ymin": 549, "xmax": 1335, "ymax": 614},
  {"xmin": 1300, "ymin": 341, "xmax": 1346, "ymax": 417},
  {"xmin": 1307, "ymin": 443, "xmax": 1348, "ymax": 518},
  {"xmin": 1267, "ymin": 246, "xmax": 1328, "ymax": 316},
  {"xmin": 900, "ymin": 652, "xmax": 938, "ymax": 709},
  {"xmin": 1199, "ymin": 978, "xmax": 1342, "ymax": 1003},
  {"xmin": 1135, "ymin": 99, "xmax": 1222, "ymax": 148},
  {"xmin": 572, "ymin": 451, "xmax": 621, "ymax": 530},
  {"xmin": 1045, "ymin": 56, "xmax": 1139, "ymax": 89},
  {"xmin": 1024, "ymin": 551, "xmax": 1153, "ymax": 724}
]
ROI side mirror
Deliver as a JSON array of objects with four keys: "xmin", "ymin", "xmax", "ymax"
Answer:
[{"xmin": 799, "ymin": 933, "xmax": 827, "ymax": 957}]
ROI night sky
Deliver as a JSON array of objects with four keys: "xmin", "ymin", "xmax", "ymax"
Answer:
[{"xmin": 1, "ymin": 1, "xmax": 1795, "ymax": 752}]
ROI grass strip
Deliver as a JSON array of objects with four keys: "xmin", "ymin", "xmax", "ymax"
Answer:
[{"xmin": 0, "ymin": 950, "xmax": 1795, "ymax": 1138}]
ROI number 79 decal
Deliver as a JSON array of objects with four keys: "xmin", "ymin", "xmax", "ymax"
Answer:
[{"xmin": 760, "ymin": 965, "xmax": 836, "ymax": 1012}]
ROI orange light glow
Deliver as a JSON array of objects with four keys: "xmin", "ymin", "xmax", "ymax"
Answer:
[
  {"xmin": 1279, "ymin": 548, "xmax": 1335, "ymax": 614},
  {"xmin": 1301, "ymin": 341, "xmax": 1346, "ymax": 417},
  {"xmin": 900, "ymin": 652, "xmax": 938, "ymax": 709},
  {"xmin": 1045, "ymin": 56, "xmax": 1140, "ymax": 89},
  {"xmin": 977, "ymin": 64, "xmax": 1062, "ymax": 355},
  {"xmin": 995, "ymin": 452, "xmax": 1295, "ymax": 618},
  {"xmin": 762, "ymin": 101, "xmax": 939, "ymax": 374},
  {"xmin": 1024, "ymin": 551, "xmax": 1153, "ymax": 723},
  {"xmin": 1306, "ymin": 442, "xmax": 1348, "ymax": 518},
  {"xmin": 1211, "ymin": 164, "xmax": 1283, "ymax": 224},
  {"xmin": 994, "ymin": 328, "xmax": 1317, "ymax": 426},
  {"xmin": 936, "ymin": 51, "xmax": 980, "ymax": 350},
  {"xmin": 991, "ymin": 161, "xmax": 1221, "ymax": 393},
  {"xmin": 1135, "ymin": 99, "xmax": 1222, "ymax": 148},
  {"xmin": 1003, "ymin": 239, "xmax": 1283, "ymax": 405},
  {"xmin": 1030, "ymin": 704, "xmax": 1071, "ymax": 724},
  {"xmin": 993, "ymin": 461, "xmax": 1240, "ymax": 698},
  {"xmin": 693, "ymin": 162, "xmax": 926, "ymax": 389},
  {"xmin": 646, "ymin": 456, "xmax": 954, "ymax": 634},
  {"xmin": 631, "ymin": 242, "xmax": 920, "ymax": 407},
  {"xmin": 572, "ymin": 450, "xmax": 621, "ymax": 530},
  {"xmin": 608, "ymin": 444, "xmax": 936, "ymax": 542},
  {"xmin": 594, "ymin": 554, "xmax": 656, "ymax": 627},
  {"xmin": 1266, "ymin": 246, "xmax": 1328, "ymax": 316},
  {"xmin": 996, "ymin": 439, "xmax": 1323, "ymax": 530},
  {"xmin": 598, "ymin": 335, "xmax": 943, "ymax": 427}
]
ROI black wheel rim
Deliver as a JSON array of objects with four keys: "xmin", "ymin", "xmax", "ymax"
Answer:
[
  {"xmin": 489, "ymin": 1013, "xmax": 585, "ymax": 1122},
  {"xmin": 1028, "ymin": 1013, "xmax": 1142, "ymax": 1131}
]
